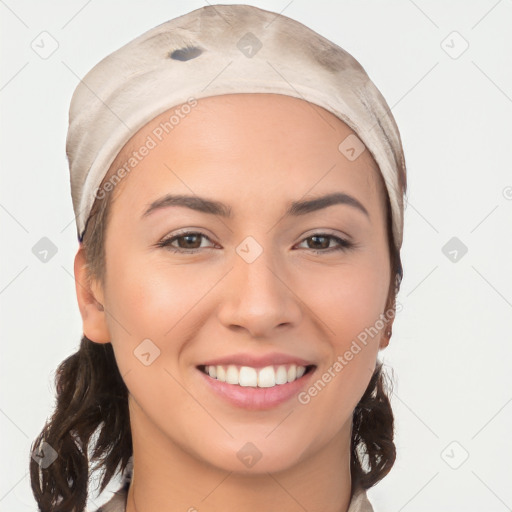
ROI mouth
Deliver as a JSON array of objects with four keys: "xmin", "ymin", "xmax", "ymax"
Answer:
[{"xmin": 196, "ymin": 363, "xmax": 317, "ymax": 388}]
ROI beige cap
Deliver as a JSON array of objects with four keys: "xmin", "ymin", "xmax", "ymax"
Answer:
[{"xmin": 66, "ymin": 3, "xmax": 406, "ymax": 251}]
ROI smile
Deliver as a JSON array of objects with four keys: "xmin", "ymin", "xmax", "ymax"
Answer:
[
  {"xmin": 197, "ymin": 363, "xmax": 316, "ymax": 388},
  {"xmin": 196, "ymin": 363, "xmax": 317, "ymax": 410}
]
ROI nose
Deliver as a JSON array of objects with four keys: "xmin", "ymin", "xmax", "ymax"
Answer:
[{"xmin": 217, "ymin": 247, "xmax": 303, "ymax": 338}]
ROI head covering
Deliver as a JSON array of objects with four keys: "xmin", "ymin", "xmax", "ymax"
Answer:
[{"xmin": 66, "ymin": 3, "xmax": 406, "ymax": 251}]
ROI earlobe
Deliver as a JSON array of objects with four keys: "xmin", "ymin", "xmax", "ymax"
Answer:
[
  {"xmin": 379, "ymin": 294, "xmax": 396, "ymax": 350},
  {"xmin": 379, "ymin": 326, "xmax": 392, "ymax": 349},
  {"xmin": 74, "ymin": 246, "xmax": 110, "ymax": 344}
]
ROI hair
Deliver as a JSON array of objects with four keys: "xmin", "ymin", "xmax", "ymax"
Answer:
[{"xmin": 30, "ymin": 128, "xmax": 405, "ymax": 512}]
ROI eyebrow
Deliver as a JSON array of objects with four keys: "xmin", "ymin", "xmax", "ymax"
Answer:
[{"xmin": 141, "ymin": 192, "xmax": 370, "ymax": 220}]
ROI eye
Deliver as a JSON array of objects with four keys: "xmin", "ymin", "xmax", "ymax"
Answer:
[
  {"xmin": 155, "ymin": 231, "xmax": 217, "ymax": 253},
  {"xmin": 155, "ymin": 231, "xmax": 355, "ymax": 254},
  {"xmin": 295, "ymin": 233, "xmax": 354, "ymax": 254}
]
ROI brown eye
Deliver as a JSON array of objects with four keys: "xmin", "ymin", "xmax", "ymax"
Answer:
[
  {"xmin": 156, "ymin": 232, "xmax": 216, "ymax": 253},
  {"xmin": 297, "ymin": 234, "xmax": 354, "ymax": 253},
  {"xmin": 307, "ymin": 235, "xmax": 331, "ymax": 250},
  {"xmin": 155, "ymin": 232, "xmax": 354, "ymax": 255},
  {"xmin": 174, "ymin": 233, "xmax": 203, "ymax": 249}
]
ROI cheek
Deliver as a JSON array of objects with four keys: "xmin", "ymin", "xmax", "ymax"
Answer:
[
  {"xmin": 294, "ymin": 264, "xmax": 384, "ymax": 442},
  {"xmin": 295, "ymin": 256, "xmax": 387, "ymax": 402},
  {"xmin": 298, "ymin": 257, "xmax": 389, "ymax": 344},
  {"xmin": 102, "ymin": 254, "xmax": 204, "ymax": 409},
  {"xmin": 101, "ymin": 251, "xmax": 185, "ymax": 368},
  {"xmin": 103, "ymin": 250, "xmax": 228, "ymax": 378},
  {"xmin": 106, "ymin": 250, "xmax": 203, "ymax": 332}
]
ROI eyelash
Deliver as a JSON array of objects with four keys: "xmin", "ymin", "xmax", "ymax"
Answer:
[{"xmin": 155, "ymin": 231, "xmax": 355, "ymax": 254}]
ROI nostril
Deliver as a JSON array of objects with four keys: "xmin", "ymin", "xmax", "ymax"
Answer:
[{"xmin": 169, "ymin": 46, "xmax": 203, "ymax": 61}]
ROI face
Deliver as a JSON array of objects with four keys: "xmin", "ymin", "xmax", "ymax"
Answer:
[{"xmin": 77, "ymin": 93, "xmax": 394, "ymax": 474}]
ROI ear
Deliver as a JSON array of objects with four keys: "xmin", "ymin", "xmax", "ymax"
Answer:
[
  {"xmin": 379, "ymin": 291, "xmax": 396, "ymax": 350},
  {"xmin": 74, "ymin": 245, "xmax": 110, "ymax": 344}
]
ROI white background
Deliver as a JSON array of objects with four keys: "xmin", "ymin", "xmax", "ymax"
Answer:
[{"xmin": 1, "ymin": 1, "xmax": 511, "ymax": 511}]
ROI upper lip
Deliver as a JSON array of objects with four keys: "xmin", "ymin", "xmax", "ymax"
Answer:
[{"xmin": 198, "ymin": 352, "xmax": 315, "ymax": 369}]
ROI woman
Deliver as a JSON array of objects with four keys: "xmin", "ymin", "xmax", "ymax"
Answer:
[{"xmin": 30, "ymin": 4, "xmax": 407, "ymax": 512}]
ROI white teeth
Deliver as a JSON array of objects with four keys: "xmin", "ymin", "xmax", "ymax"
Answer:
[
  {"xmin": 258, "ymin": 366, "xmax": 275, "ymax": 388},
  {"xmin": 202, "ymin": 363, "xmax": 309, "ymax": 387},
  {"xmin": 226, "ymin": 365, "xmax": 239, "ymax": 385},
  {"xmin": 216, "ymin": 365, "xmax": 226, "ymax": 382},
  {"xmin": 275, "ymin": 365, "xmax": 288, "ymax": 385},
  {"xmin": 239, "ymin": 366, "xmax": 258, "ymax": 387}
]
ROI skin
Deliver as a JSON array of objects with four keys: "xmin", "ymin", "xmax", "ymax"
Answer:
[{"xmin": 74, "ymin": 93, "xmax": 395, "ymax": 512}]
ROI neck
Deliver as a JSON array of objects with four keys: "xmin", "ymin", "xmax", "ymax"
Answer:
[{"xmin": 126, "ymin": 403, "xmax": 353, "ymax": 512}]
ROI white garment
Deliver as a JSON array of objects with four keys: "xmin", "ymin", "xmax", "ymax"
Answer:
[{"xmin": 93, "ymin": 456, "xmax": 374, "ymax": 512}]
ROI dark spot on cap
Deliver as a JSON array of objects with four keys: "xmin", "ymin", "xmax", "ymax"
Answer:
[{"xmin": 169, "ymin": 46, "xmax": 203, "ymax": 61}]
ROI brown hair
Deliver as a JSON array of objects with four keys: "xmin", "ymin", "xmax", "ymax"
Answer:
[{"xmin": 29, "ymin": 149, "xmax": 405, "ymax": 511}]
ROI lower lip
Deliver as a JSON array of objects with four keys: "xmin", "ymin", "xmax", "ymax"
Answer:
[{"xmin": 196, "ymin": 366, "xmax": 316, "ymax": 410}]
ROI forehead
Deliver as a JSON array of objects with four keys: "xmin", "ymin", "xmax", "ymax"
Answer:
[{"xmin": 107, "ymin": 93, "xmax": 386, "ymax": 213}]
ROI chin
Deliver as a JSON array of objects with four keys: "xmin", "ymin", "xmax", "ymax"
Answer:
[{"xmin": 195, "ymin": 436, "xmax": 308, "ymax": 475}]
